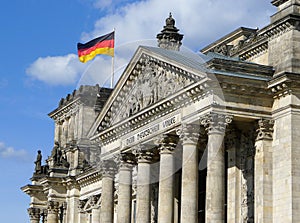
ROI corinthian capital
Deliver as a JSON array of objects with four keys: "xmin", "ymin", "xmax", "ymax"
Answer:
[
  {"xmin": 200, "ymin": 112, "xmax": 232, "ymax": 134},
  {"xmin": 157, "ymin": 134, "xmax": 178, "ymax": 154},
  {"xmin": 176, "ymin": 123, "xmax": 200, "ymax": 145},
  {"xmin": 256, "ymin": 119, "xmax": 274, "ymax": 140},
  {"xmin": 47, "ymin": 200, "xmax": 59, "ymax": 214},
  {"xmin": 27, "ymin": 207, "xmax": 40, "ymax": 220},
  {"xmin": 114, "ymin": 152, "xmax": 136, "ymax": 170},
  {"xmin": 132, "ymin": 144, "xmax": 154, "ymax": 163},
  {"xmin": 100, "ymin": 159, "xmax": 117, "ymax": 178}
]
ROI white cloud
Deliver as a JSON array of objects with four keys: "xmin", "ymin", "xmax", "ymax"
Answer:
[
  {"xmin": 26, "ymin": 54, "xmax": 86, "ymax": 86},
  {"xmin": 86, "ymin": 0, "xmax": 274, "ymax": 49},
  {"xmin": 26, "ymin": 0, "xmax": 275, "ymax": 86},
  {"xmin": 0, "ymin": 141, "xmax": 29, "ymax": 160}
]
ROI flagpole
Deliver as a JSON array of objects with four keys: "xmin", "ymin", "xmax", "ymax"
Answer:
[{"xmin": 111, "ymin": 28, "xmax": 115, "ymax": 88}]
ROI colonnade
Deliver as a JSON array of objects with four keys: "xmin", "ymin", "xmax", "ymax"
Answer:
[
  {"xmin": 97, "ymin": 113, "xmax": 232, "ymax": 223},
  {"xmin": 29, "ymin": 113, "xmax": 278, "ymax": 223}
]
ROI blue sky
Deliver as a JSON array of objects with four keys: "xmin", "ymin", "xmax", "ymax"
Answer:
[{"xmin": 0, "ymin": 0, "xmax": 275, "ymax": 222}]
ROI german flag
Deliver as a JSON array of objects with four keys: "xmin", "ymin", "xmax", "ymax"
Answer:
[{"xmin": 77, "ymin": 31, "xmax": 114, "ymax": 63}]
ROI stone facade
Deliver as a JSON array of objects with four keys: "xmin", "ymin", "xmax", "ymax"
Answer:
[{"xmin": 22, "ymin": 1, "xmax": 300, "ymax": 222}]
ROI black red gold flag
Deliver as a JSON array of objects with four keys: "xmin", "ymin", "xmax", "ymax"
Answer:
[{"xmin": 77, "ymin": 31, "xmax": 114, "ymax": 63}]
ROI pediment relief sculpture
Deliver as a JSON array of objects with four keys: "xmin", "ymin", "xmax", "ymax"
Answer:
[{"xmin": 101, "ymin": 54, "xmax": 202, "ymax": 129}]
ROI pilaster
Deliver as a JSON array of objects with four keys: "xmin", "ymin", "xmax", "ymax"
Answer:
[
  {"xmin": 225, "ymin": 127, "xmax": 242, "ymax": 223},
  {"xmin": 255, "ymin": 119, "xmax": 274, "ymax": 223}
]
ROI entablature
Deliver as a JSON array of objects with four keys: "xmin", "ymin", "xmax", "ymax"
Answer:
[
  {"xmin": 268, "ymin": 72, "xmax": 300, "ymax": 98},
  {"xmin": 76, "ymin": 167, "xmax": 101, "ymax": 188}
]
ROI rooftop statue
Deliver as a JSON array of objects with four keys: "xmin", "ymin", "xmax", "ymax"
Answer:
[{"xmin": 34, "ymin": 150, "xmax": 42, "ymax": 174}]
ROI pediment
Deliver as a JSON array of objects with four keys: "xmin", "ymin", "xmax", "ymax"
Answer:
[{"xmin": 89, "ymin": 46, "xmax": 208, "ymax": 140}]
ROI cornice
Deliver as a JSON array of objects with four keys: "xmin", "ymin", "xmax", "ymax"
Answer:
[
  {"xmin": 21, "ymin": 184, "xmax": 44, "ymax": 196},
  {"xmin": 48, "ymin": 98, "xmax": 81, "ymax": 122},
  {"xmin": 272, "ymin": 0, "xmax": 289, "ymax": 7},
  {"xmin": 39, "ymin": 176, "xmax": 67, "ymax": 191},
  {"xmin": 76, "ymin": 168, "xmax": 101, "ymax": 187},
  {"xmin": 268, "ymin": 72, "xmax": 300, "ymax": 98},
  {"xmin": 238, "ymin": 38, "xmax": 268, "ymax": 61},
  {"xmin": 201, "ymin": 27, "xmax": 258, "ymax": 54},
  {"xmin": 261, "ymin": 16, "xmax": 297, "ymax": 40}
]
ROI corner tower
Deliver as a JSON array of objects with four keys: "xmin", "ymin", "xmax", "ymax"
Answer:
[{"xmin": 156, "ymin": 13, "xmax": 184, "ymax": 51}]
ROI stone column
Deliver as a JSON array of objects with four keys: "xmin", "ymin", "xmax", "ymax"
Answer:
[
  {"xmin": 254, "ymin": 119, "xmax": 274, "ymax": 223},
  {"xmin": 201, "ymin": 113, "xmax": 232, "ymax": 223},
  {"xmin": 134, "ymin": 146, "xmax": 153, "ymax": 223},
  {"xmin": 100, "ymin": 160, "xmax": 117, "ymax": 223},
  {"xmin": 225, "ymin": 128, "xmax": 241, "ymax": 223},
  {"xmin": 91, "ymin": 195, "xmax": 100, "ymax": 223},
  {"xmin": 47, "ymin": 201, "xmax": 59, "ymax": 223},
  {"xmin": 28, "ymin": 207, "xmax": 40, "ymax": 223},
  {"xmin": 157, "ymin": 135, "xmax": 178, "ymax": 223},
  {"xmin": 115, "ymin": 153, "xmax": 135, "ymax": 223},
  {"xmin": 177, "ymin": 123, "xmax": 200, "ymax": 223}
]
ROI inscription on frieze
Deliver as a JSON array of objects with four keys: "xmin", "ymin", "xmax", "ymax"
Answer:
[{"xmin": 123, "ymin": 114, "xmax": 180, "ymax": 147}]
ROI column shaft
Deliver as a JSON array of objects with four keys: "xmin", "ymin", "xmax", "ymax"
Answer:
[
  {"xmin": 136, "ymin": 160, "xmax": 151, "ymax": 223},
  {"xmin": 100, "ymin": 176, "xmax": 114, "ymax": 223},
  {"xmin": 201, "ymin": 113, "xmax": 231, "ymax": 223},
  {"xmin": 100, "ymin": 160, "xmax": 116, "ymax": 223},
  {"xmin": 181, "ymin": 142, "xmax": 198, "ymax": 223},
  {"xmin": 205, "ymin": 133, "xmax": 225, "ymax": 222},
  {"xmin": 117, "ymin": 165, "xmax": 133, "ymax": 223},
  {"xmin": 157, "ymin": 151, "xmax": 174, "ymax": 223}
]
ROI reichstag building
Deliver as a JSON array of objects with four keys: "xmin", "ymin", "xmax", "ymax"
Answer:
[{"xmin": 22, "ymin": 1, "xmax": 300, "ymax": 222}]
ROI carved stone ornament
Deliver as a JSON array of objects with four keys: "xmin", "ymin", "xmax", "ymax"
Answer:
[
  {"xmin": 100, "ymin": 160, "xmax": 117, "ymax": 178},
  {"xmin": 157, "ymin": 134, "xmax": 178, "ymax": 154},
  {"xmin": 256, "ymin": 119, "xmax": 274, "ymax": 140},
  {"xmin": 200, "ymin": 113, "xmax": 232, "ymax": 133},
  {"xmin": 132, "ymin": 145, "xmax": 154, "ymax": 163},
  {"xmin": 27, "ymin": 207, "xmax": 40, "ymax": 220},
  {"xmin": 78, "ymin": 199, "xmax": 87, "ymax": 212},
  {"xmin": 114, "ymin": 152, "xmax": 136, "ymax": 169},
  {"xmin": 90, "ymin": 195, "xmax": 100, "ymax": 208},
  {"xmin": 176, "ymin": 123, "xmax": 200, "ymax": 145},
  {"xmin": 105, "ymin": 55, "xmax": 197, "ymax": 127},
  {"xmin": 47, "ymin": 200, "xmax": 59, "ymax": 214}
]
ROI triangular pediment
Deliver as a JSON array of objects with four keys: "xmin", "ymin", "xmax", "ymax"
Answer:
[{"xmin": 89, "ymin": 46, "xmax": 208, "ymax": 139}]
